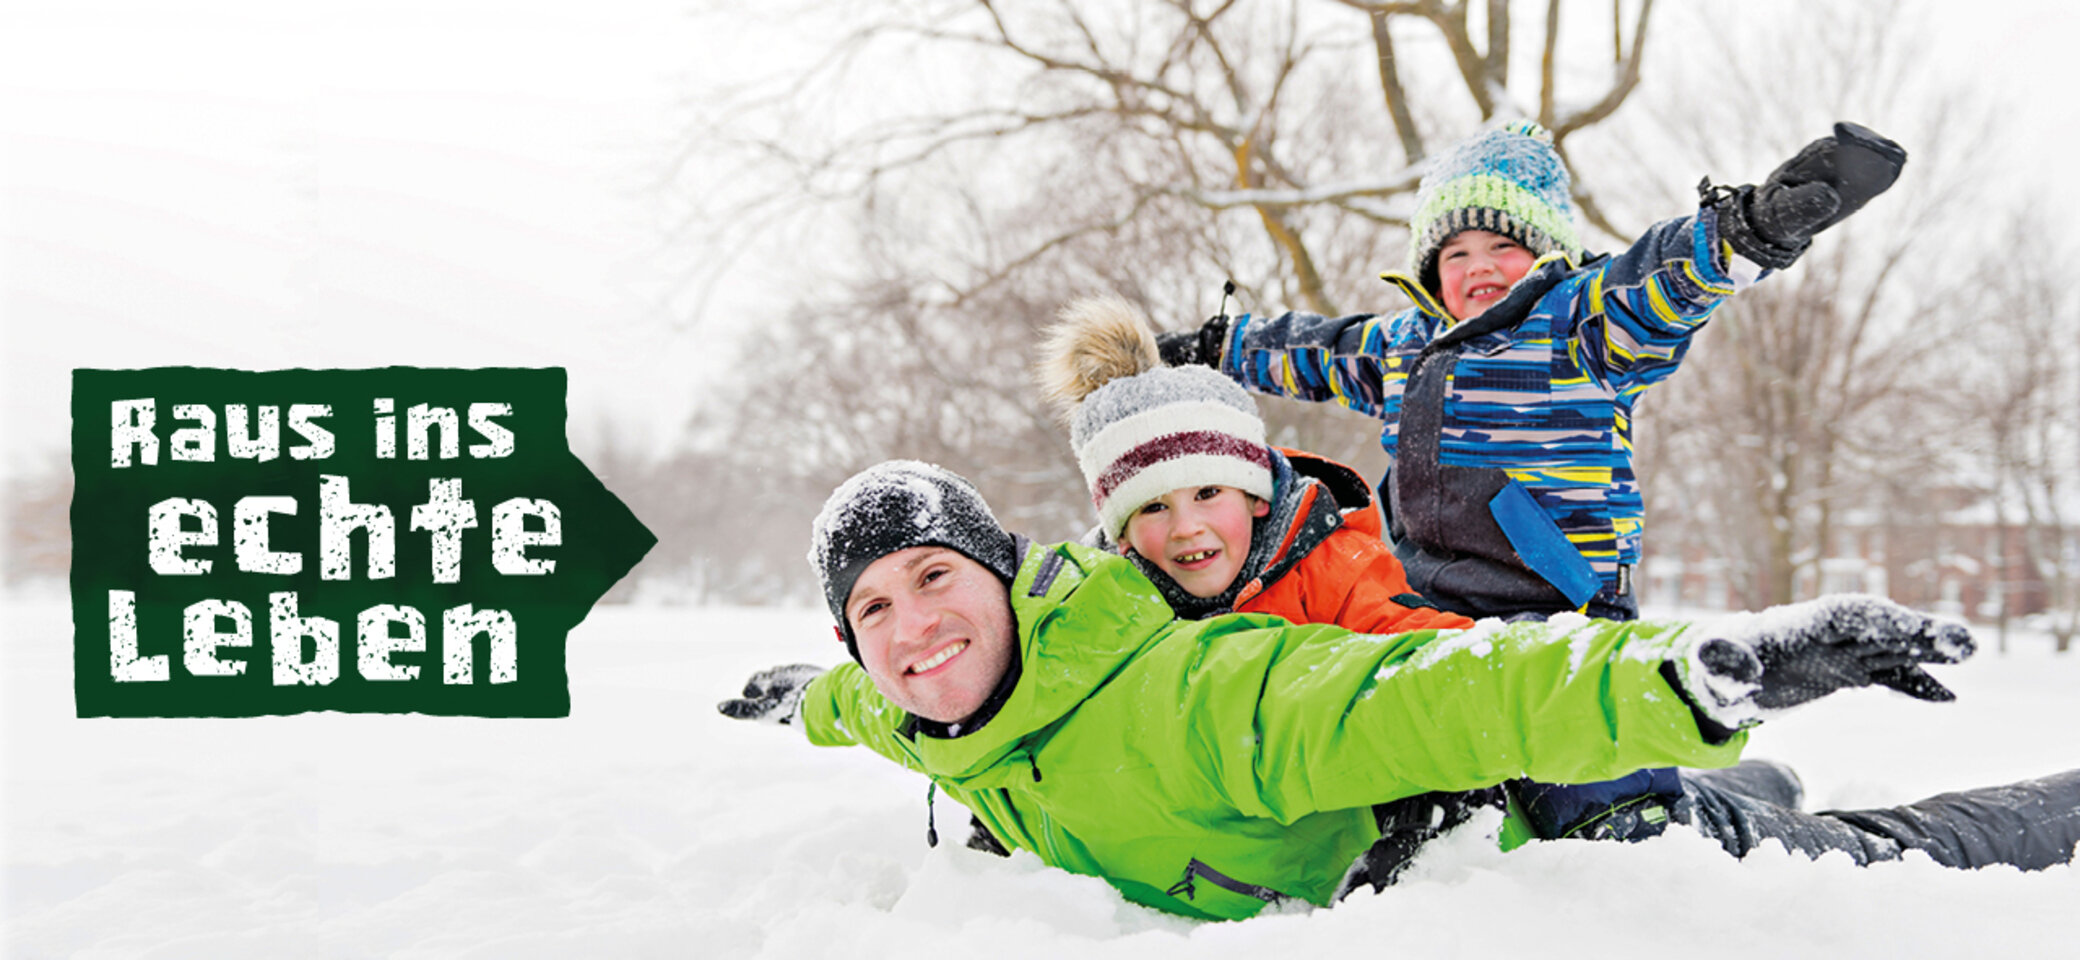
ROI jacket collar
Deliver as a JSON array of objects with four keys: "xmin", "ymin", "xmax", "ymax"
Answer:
[
  {"xmin": 1234, "ymin": 448, "xmax": 1378, "ymax": 606},
  {"xmin": 1379, "ymin": 250, "xmax": 1583, "ymax": 345}
]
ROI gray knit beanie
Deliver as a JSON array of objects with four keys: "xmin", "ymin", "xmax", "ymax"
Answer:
[{"xmin": 809, "ymin": 460, "xmax": 1021, "ymax": 658}]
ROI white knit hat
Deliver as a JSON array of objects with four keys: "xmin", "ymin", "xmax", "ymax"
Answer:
[{"xmin": 1069, "ymin": 365, "xmax": 1273, "ymax": 538}]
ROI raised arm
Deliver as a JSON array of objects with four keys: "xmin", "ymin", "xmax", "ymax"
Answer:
[
  {"xmin": 1572, "ymin": 123, "xmax": 1908, "ymax": 392},
  {"xmin": 1210, "ymin": 310, "xmax": 1398, "ymax": 418}
]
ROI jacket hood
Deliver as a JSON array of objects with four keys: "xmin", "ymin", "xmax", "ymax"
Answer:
[
  {"xmin": 907, "ymin": 540, "xmax": 1175, "ymax": 784},
  {"xmin": 1278, "ymin": 447, "xmax": 1379, "ymax": 531},
  {"xmin": 1231, "ymin": 448, "xmax": 1379, "ymax": 607}
]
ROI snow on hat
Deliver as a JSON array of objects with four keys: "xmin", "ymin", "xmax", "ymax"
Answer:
[
  {"xmin": 810, "ymin": 460, "xmax": 1020, "ymax": 656},
  {"xmin": 1037, "ymin": 296, "xmax": 1274, "ymax": 538},
  {"xmin": 1407, "ymin": 119, "xmax": 1583, "ymax": 295}
]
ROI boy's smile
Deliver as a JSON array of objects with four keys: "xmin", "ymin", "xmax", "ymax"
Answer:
[
  {"xmin": 1122, "ymin": 485, "xmax": 1271, "ymax": 598},
  {"xmin": 1437, "ymin": 229, "xmax": 1536, "ymax": 321}
]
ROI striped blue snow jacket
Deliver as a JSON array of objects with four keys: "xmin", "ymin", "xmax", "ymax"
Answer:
[{"xmin": 1219, "ymin": 206, "xmax": 1761, "ymax": 614}]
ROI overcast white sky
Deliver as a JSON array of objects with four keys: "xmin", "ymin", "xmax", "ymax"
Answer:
[
  {"xmin": 5, "ymin": 0, "xmax": 2078, "ymax": 476},
  {"xmin": 2, "ymin": 0, "xmax": 738, "ymax": 471}
]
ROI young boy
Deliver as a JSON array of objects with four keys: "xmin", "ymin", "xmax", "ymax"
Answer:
[
  {"xmin": 1161, "ymin": 120, "xmax": 1907, "ymax": 623},
  {"xmin": 719, "ymin": 460, "xmax": 2080, "ymax": 921},
  {"xmin": 1038, "ymin": 295, "xmax": 1465, "ymax": 636}
]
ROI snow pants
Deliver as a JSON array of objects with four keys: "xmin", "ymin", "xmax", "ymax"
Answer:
[{"xmin": 1675, "ymin": 767, "xmax": 2080, "ymax": 871}]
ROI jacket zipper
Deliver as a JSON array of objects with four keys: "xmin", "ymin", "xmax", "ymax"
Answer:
[{"xmin": 1164, "ymin": 858, "xmax": 1288, "ymax": 905}]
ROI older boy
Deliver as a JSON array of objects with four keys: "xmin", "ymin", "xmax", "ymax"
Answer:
[{"xmin": 719, "ymin": 461, "xmax": 2080, "ymax": 921}]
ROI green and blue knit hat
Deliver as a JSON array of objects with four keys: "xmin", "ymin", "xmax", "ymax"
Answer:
[{"xmin": 1407, "ymin": 119, "xmax": 1583, "ymax": 294}]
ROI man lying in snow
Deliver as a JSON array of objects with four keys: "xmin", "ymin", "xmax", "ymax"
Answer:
[{"xmin": 718, "ymin": 460, "xmax": 2080, "ymax": 922}]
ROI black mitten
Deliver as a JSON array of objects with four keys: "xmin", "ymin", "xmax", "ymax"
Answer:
[
  {"xmin": 1155, "ymin": 315, "xmax": 1229, "ymax": 368},
  {"xmin": 1674, "ymin": 594, "xmax": 1973, "ymax": 730},
  {"xmin": 716, "ymin": 663, "xmax": 827, "ymax": 725},
  {"xmin": 1708, "ymin": 122, "xmax": 1907, "ymax": 270}
]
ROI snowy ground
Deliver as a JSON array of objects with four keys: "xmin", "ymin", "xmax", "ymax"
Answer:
[{"xmin": 6, "ymin": 598, "xmax": 2079, "ymax": 958}]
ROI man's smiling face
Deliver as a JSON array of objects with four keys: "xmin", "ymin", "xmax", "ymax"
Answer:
[{"xmin": 845, "ymin": 545, "xmax": 1016, "ymax": 724}]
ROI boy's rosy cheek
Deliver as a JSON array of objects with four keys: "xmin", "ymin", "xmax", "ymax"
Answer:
[{"xmin": 1121, "ymin": 519, "xmax": 1157, "ymax": 556}]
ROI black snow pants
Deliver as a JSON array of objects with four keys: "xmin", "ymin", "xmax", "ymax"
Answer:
[{"xmin": 1675, "ymin": 766, "xmax": 2080, "ymax": 871}]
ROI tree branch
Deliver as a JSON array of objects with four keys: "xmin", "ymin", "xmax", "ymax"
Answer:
[
  {"xmin": 1486, "ymin": 0, "xmax": 1510, "ymax": 87},
  {"xmin": 1550, "ymin": 0, "xmax": 1656, "ymax": 138},
  {"xmin": 1426, "ymin": 0, "xmax": 1498, "ymax": 119},
  {"xmin": 1550, "ymin": 141, "xmax": 1630, "ymax": 242},
  {"xmin": 1234, "ymin": 136, "xmax": 1338, "ymax": 316},
  {"xmin": 1176, "ymin": 171, "xmax": 1425, "ymax": 209},
  {"xmin": 1539, "ymin": 0, "xmax": 1559, "ymax": 129},
  {"xmin": 945, "ymin": 190, "xmax": 1164, "ymax": 309},
  {"xmin": 1368, "ymin": 9, "xmax": 1426, "ymax": 163}
]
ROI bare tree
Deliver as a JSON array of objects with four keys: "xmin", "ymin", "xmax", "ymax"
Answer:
[
  {"xmin": 1947, "ymin": 212, "xmax": 2080, "ymax": 650},
  {"xmin": 662, "ymin": 0, "xmax": 1672, "ymax": 597},
  {"xmin": 683, "ymin": 0, "xmax": 1667, "ymax": 318},
  {"xmin": 1628, "ymin": 0, "xmax": 1996, "ymax": 609},
  {"xmin": 656, "ymin": 0, "xmax": 2062, "ymax": 622}
]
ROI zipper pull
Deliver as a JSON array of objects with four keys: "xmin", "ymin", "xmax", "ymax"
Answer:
[
  {"xmin": 1165, "ymin": 865, "xmax": 1198, "ymax": 900},
  {"xmin": 925, "ymin": 782, "xmax": 939, "ymax": 847}
]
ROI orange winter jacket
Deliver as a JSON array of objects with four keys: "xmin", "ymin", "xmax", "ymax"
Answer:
[{"xmin": 1231, "ymin": 448, "xmax": 1473, "ymax": 636}]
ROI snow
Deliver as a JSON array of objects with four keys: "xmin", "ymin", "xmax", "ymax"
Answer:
[
  {"xmin": 8, "ymin": 597, "xmax": 2080, "ymax": 957},
  {"xmin": 810, "ymin": 461, "xmax": 1009, "ymax": 589}
]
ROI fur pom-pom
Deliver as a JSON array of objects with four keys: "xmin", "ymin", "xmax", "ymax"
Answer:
[{"xmin": 1036, "ymin": 295, "xmax": 1161, "ymax": 421}]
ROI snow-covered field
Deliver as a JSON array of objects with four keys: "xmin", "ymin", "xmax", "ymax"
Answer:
[{"xmin": 7, "ymin": 598, "xmax": 2079, "ymax": 958}]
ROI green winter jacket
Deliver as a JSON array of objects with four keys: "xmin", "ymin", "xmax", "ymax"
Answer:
[{"xmin": 800, "ymin": 540, "xmax": 1746, "ymax": 921}]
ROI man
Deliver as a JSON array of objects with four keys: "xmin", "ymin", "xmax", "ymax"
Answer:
[{"xmin": 720, "ymin": 460, "xmax": 2079, "ymax": 921}]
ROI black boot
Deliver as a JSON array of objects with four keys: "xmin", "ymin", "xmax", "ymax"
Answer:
[
  {"xmin": 1340, "ymin": 788, "xmax": 1506, "ymax": 896},
  {"xmin": 1687, "ymin": 758, "xmax": 1805, "ymax": 810}
]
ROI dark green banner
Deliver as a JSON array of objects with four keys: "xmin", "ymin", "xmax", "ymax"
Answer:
[{"xmin": 70, "ymin": 367, "xmax": 656, "ymax": 718}]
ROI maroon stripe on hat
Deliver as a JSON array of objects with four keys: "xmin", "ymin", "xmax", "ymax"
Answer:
[{"xmin": 1091, "ymin": 431, "xmax": 1271, "ymax": 502}]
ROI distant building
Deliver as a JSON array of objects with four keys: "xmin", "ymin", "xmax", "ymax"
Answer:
[{"xmin": 1643, "ymin": 485, "xmax": 2078, "ymax": 628}]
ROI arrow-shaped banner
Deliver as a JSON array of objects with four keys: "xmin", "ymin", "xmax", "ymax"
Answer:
[{"xmin": 70, "ymin": 367, "xmax": 656, "ymax": 718}]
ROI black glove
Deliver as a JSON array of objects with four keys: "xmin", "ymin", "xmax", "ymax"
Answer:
[
  {"xmin": 1155, "ymin": 315, "xmax": 1229, "ymax": 368},
  {"xmin": 1674, "ymin": 594, "xmax": 1973, "ymax": 730},
  {"xmin": 717, "ymin": 663, "xmax": 827, "ymax": 725},
  {"xmin": 1707, "ymin": 122, "xmax": 1907, "ymax": 270}
]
